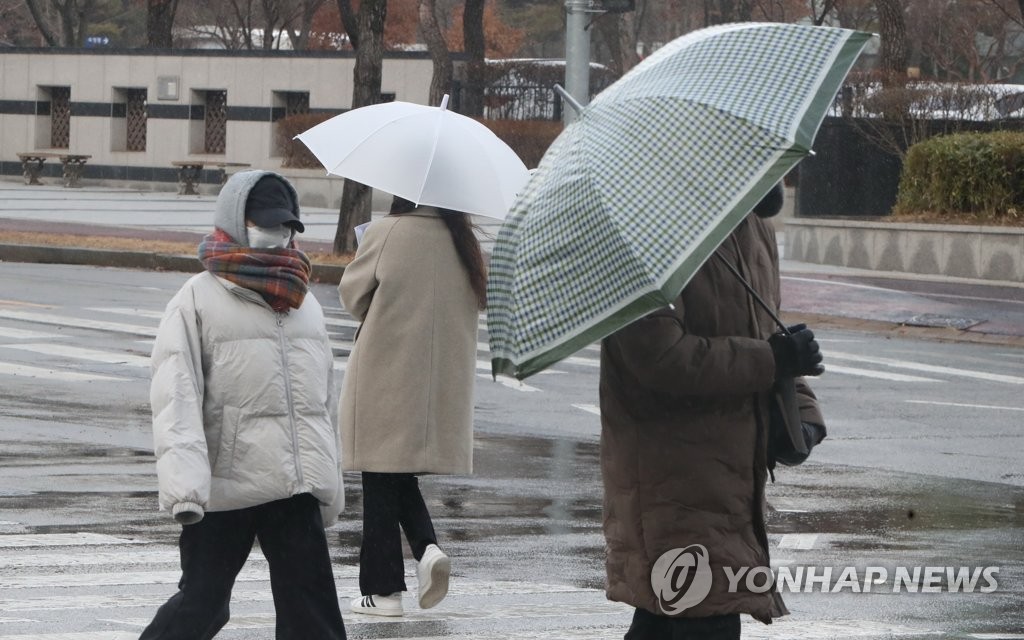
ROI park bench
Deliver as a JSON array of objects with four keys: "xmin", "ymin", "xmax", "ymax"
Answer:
[
  {"xmin": 17, "ymin": 151, "xmax": 92, "ymax": 188},
  {"xmin": 171, "ymin": 160, "xmax": 252, "ymax": 195}
]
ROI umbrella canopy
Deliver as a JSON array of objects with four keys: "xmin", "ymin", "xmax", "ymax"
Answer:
[
  {"xmin": 295, "ymin": 95, "xmax": 530, "ymax": 220},
  {"xmin": 487, "ymin": 22, "xmax": 872, "ymax": 379}
]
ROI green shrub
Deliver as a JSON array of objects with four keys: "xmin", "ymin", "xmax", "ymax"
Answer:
[{"xmin": 895, "ymin": 131, "xmax": 1024, "ymax": 220}]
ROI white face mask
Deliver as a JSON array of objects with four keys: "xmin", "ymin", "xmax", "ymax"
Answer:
[{"xmin": 248, "ymin": 224, "xmax": 293, "ymax": 249}]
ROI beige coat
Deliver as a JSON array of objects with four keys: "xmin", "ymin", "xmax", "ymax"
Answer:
[
  {"xmin": 600, "ymin": 214, "xmax": 825, "ymax": 623},
  {"xmin": 338, "ymin": 209, "xmax": 478, "ymax": 474}
]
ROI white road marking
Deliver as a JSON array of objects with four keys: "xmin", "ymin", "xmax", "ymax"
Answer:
[
  {"xmin": 477, "ymin": 372, "xmax": 541, "ymax": 392},
  {"xmin": 573, "ymin": 404, "xmax": 601, "ymax": 416},
  {"xmin": 0, "ymin": 327, "xmax": 61, "ymax": 340},
  {"xmin": 86, "ymin": 307, "xmax": 165, "ymax": 320},
  {"xmin": 825, "ymin": 364, "xmax": 939, "ymax": 383},
  {"xmin": 969, "ymin": 635, "xmax": 1024, "ymax": 639},
  {"xmin": 323, "ymin": 316, "xmax": 360, "ymax": 329},
  {"xmin": 778, "ymin": 533, "xmax": 818, "ymax": 550},
  {"xmin": 0, "ymin": 549, "xmax": 182, "ymax": 570},
  {"xmin": 827, "ymin": 350, "xmax": 1024, "ymax": 384},
  {"xmin": 3, "ymin": 343, "xmax": 150, "ymax": 367},
  {"xmin": 565, "ymin": 356, "xmax": 600, "ymax": 368},
  {"xmin": 0, "ymin": 533, "xmax": 145, "ymax": 548},
  {"xmin": 0, "ymin": 630, "xmax": 138, "ymax": 634},
  {"xmin": 783, "ymin": 276, "xmax": 901, "ymax": 294},
  {"xmin": 0, "ymin": 362, "xmax": 129, "ymax": 382},
  {"xmin": 0, "ymin": 310, "xmax": 156, "ymax": 337},
  {"xmin": 906, "ymin": 400, "xmax": 1024, "ymax": 413}
]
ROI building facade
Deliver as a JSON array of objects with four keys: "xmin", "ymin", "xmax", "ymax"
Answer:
[{"xmin": 0, "ymin": 48, "xmax": 437, "ymax": 206}]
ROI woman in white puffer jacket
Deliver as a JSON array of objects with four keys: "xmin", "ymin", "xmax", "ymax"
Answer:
[{"xmin": 140, "ymin": 170, "xmax": 347, "ymax": 640}]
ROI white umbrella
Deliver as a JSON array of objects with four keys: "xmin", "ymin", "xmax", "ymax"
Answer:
[{"xmin": 295, "ymin": 95, "xmax": 530, "ymax": 220}]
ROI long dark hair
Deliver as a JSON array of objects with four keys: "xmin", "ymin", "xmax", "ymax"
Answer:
[{"xmin": 390, "ymin": 197, "xmax": 488, "ymax": 310}]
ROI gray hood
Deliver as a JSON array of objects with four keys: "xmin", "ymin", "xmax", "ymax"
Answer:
[{"xmin": 214, "ymin": 170, "xmax": 302, "ymax": 244}]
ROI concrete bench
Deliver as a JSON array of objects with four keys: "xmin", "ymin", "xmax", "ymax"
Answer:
[
  {"xmin": 172, "ymin": 160, "xmax": 252, "ymax": 195},
  {"xmin": 17, "ymin": 152, "xmax": 92, "ymax": 188}
]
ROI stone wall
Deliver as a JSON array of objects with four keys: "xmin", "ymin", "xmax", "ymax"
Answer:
[{"xmin": 786, "ymin": 218, "xmax": 1024, "ymax": 284}]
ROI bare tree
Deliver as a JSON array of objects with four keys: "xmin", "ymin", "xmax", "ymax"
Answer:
[
  {"xmin": 283, "ymin": 0, "xmax": 326, "ymax": 50},
  {"xmin": 24, "ymin": 0, "xmax": 97, "ymax": 46},
  {"xmin": 147, "ymin": 0, "xmax": 179, "ymax": 48},
  {"xmin": 875, "ymin": 0, "xmax": 909, "ymax": 83},
  {"xmin": 420, "ymin": 0, "xmax": 453, "ymax": 106},
  {"xmin": 334, "ymin": 0, "xmax": 388, "ymax": 254},
  {"xmin": 461, "ymin": 0, "xmax": 485, "ymax": 116},
  {"xmin": 335, "ymin": 0, "xmax": 359, "ymax": 48}
]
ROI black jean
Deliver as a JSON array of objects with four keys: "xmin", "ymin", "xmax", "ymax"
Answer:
[
  {"xmin": 358, "ymin": 472, "xmax": 438, "ymax": 596},
  {"xmin": 139, "ymin": 493, "xmax": 346, "ymax": 640},
  {"xmin": 624, "ymin": 608, "xmax": 741, "ymax": 640}
]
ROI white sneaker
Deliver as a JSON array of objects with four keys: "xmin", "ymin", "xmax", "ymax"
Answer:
[
  {"xmin": 350, "ymin": 593, "xmax": 403, "ymax": 617},
  {"xmin": 416, "ymin": 544, "xmax": 451, "ymax": 609}
]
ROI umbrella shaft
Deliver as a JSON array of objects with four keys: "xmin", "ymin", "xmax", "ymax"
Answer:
[{"xmin": 714, "ymin": 253, "xmax": 789, "ymax": 335}]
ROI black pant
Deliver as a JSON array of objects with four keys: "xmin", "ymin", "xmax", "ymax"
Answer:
[
  {"xmin": 139, "ymin": 494, "xmax": 346, "ymax": 640},
  {"xmin": 625, "ymin": 608, "xmax": 741, "ymax": 640},
  {"xmin": 358, "ymin": 472, "xmax": 438, "ymax": 596}
]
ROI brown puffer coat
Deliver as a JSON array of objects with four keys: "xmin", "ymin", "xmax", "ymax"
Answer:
[{"xmin": 599, "ymin": 213, "xmax": 825, "ymax": 623}]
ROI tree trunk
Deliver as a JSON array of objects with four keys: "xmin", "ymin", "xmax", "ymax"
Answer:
[
  {"xmin": 23, "ymin": 0, "xmax": 60, "ymax": 46},
  {"xmin": 334, "ymin": 0, "xmax": 387, "ymax": 254},
  {"xmin": 875, "ymin": 0, "xmax": 908, "ymax": 83},
  {"xmin": 462, "ymin": 0, "xmax": 485, "ymax": 117},
  {"xmin": 419, "ymin": 0, "xmax": 452, "ymax": 106},
  {"xmin": 146, "ymin": 0, "xmax": 178, "ymax": 48},
  {"xmin": 336, "ymin": 0, "xmax": 359, "ymax": 49}
]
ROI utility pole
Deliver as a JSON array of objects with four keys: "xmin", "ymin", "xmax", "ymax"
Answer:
[
  {"xmin": 564, "ymin": 0, "xmax": 592, "ymax": 125},
  {"xmin": 563, "ymin": 0, "xmax": 636, "ymax": 125}
]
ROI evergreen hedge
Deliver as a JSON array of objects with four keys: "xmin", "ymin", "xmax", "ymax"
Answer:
[{"xmin": 896, "ymin": 131, "xmax": 1024, "ymax": 220}]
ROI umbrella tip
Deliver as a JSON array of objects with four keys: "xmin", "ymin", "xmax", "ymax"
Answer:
[{"xmin": 440, "ymin": 94, "xmax": 450, "ymax": 110}]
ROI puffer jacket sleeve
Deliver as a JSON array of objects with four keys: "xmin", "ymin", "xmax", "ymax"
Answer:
[
  {"xmin": 321, "ymin": 342, "xmax": 345, "ymax": 525},
  {"xmin": 150, "ymin": 289, "xmax": 210, "ymax": 524},
  {"xmin": 338, "ymin": 221, "xmax": 389, "ymax": 321},
  {"xmin": 605, "ymin": 306, "xmax": 776, "ymax": 397},
  {"xmin": 795, "ymin": 376, "xmax": 826, "ymax": 430}
]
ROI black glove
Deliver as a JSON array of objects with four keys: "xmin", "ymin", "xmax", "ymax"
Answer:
[{"xmin": 768, "ymin": 323, "xmax": 825, "ymax": 378}]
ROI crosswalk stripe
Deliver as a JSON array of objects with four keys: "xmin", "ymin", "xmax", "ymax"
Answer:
[
  {"xmin": 0, "ymin": 310, "xmax": 156, "ymax": 337},
  {"xmin": 825, "ymin": 364, "xmax": 939, "ymax": 383},
  {"xmin": 0, "ymin": 630, "xmax": 139, "ymax": 634},
  {"xmin": 906, "ymin": 400, "xmax": 1024, "ymax": 413},
  {"xmin": 0, "ymin": 362, "xmax": 130, "ymax": 382},
  {"xmin": 0, "ymin": 533, "xmax": 145, "ymax": 548},
  {"xmin": 86, "ymin": 307, "xmax": 164, "ymax": 320},
  {"xmin": 828, "ymin": 350, "xmax": 1024, "ymax": 384},
  {"xmin": 0, "ymin": 550, "xmax": 181, "ymax": 570},
  {"xmin": 1, "ymin": 344, "xmax": 150, "ymax": 367},
  {"xmin": 0, "ymin": 327, "xmax": 62, "ymax": 340},
  {"xmin": 573, "ymin": 404, "xmax": 601, "ymax": 416}
]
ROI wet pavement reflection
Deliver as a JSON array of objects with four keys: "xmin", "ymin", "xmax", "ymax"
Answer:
[{"xmin": 3, "ymin": 428, "xmax": 1021, "ymax": 638}]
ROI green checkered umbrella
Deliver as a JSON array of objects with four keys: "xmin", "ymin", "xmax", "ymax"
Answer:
[{"xmin": 487, "ymin": 22, "xmax": 872, "ymax": 380}]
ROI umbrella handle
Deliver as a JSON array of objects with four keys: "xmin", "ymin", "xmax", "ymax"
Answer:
[{"xmin": 714, "ymin": 253, "xmax": 790, "ymax": 335}]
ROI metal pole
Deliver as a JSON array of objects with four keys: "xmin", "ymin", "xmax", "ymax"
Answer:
[{"xmin": 564, "ymin": 0, "xmax": 591, "ymax": 125}]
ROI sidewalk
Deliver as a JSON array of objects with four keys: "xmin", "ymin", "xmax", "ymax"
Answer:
[{"xmin": 1, "ymin": 180, "xmax": 1022, "ymax": 343}]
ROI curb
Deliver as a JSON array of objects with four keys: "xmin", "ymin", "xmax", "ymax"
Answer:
[{"xmin": 0, "ymin": 244, "xmax": 346, "ymax": 284}]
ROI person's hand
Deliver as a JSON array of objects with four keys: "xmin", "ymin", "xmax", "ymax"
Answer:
[
  {"xmin": 775, "ymin": 422, "xmax": 826, "ymax": 466},
  {"xmin": 768, "ymin": 323, "xmax": 825, "ymax": 378}
]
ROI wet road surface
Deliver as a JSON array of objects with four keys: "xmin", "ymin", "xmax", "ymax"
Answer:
[{"xmin": 0, "ymin": 263, "xmax": 1021, "ymax": 639}]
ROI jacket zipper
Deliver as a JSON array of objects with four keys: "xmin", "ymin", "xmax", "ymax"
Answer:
[{"xmin": 277, "ymin": 312, "xmax": 305, "ymax": 490}]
